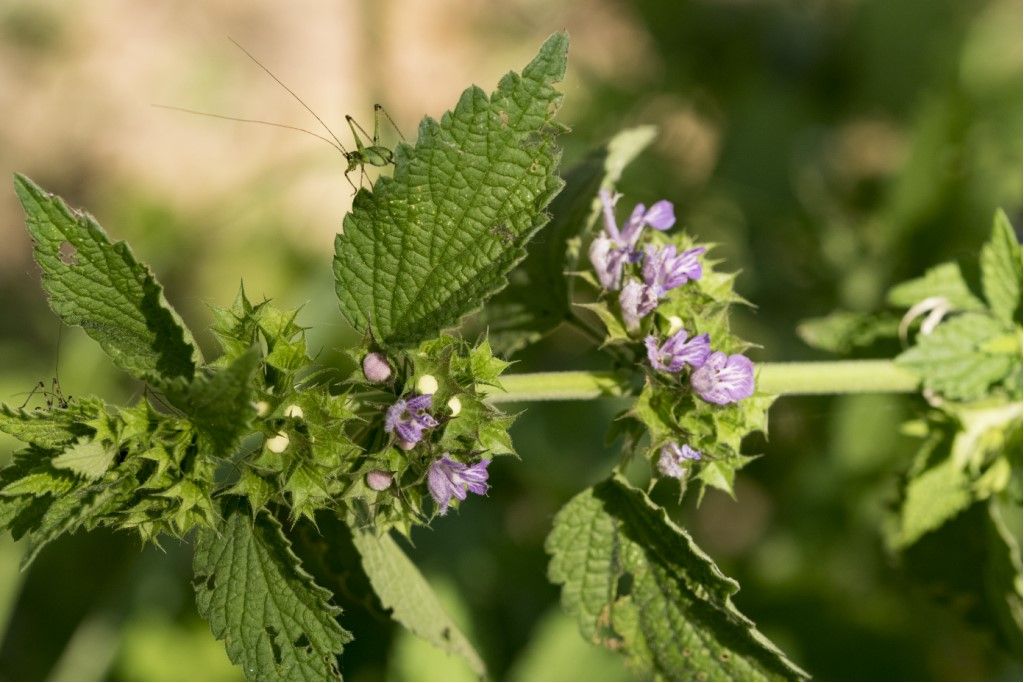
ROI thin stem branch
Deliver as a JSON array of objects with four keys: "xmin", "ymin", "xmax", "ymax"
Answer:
[{"xmin": 482, "ymin": 360, "xmax": 919, "ymax": 403}]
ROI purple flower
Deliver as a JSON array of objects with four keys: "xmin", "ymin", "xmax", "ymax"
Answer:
[
  {"xmin": 645, "ymin": 329, "xmax": 711, "ymax": 373},
  {"xmin": 657, "ymin": 442, "xmax": 702, "ymax": 478},
  {"xmin": 619, "ymin": 279, "xmax": 659, "ymax": 331},
  {"xmin": 642, "ymin": 245, "xmax": 705, "ymax": 296},
  {"xmin": 427, "ymin": 455, "xmax": 490, "ymax": 515},
  {"xmin": 589, "ymin": 190, "xmax": 677, "ymax": 290},
  {"xmin": 690, "ymin": 351, "xmax": 755, "ymax": 405},
  {"xmin": 384, "ymin": 394, "xmax": 437, "ymax": 448}
]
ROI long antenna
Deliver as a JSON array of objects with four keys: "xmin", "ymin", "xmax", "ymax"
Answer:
[
  {"xmin": 152, "ymin": 104, "xmax": 347, "ymax": 155},
  {"xmin": 228, "ymin": 37, "xmax": 349, "ymax": 155}
]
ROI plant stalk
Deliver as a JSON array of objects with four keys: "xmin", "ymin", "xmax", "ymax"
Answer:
[{"xmin": 482, "ymin": 360, "xmax": 919, "ymax": 403}]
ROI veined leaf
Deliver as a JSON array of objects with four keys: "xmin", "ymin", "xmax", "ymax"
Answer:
[
  {"xmin": 896, "ymin": 313, "xmax": 1018, "ymax": 401},
  {"xmin": 51, "ymin": 438, "xmax": 116, "ymax": 480},
  {"xmin": 193, "ymin": 508, "xmax": 351, "ymax": 681},
  {"xmin": 980, "ymin": 210, "xmax": 1022, "ymax": 324},
  {"xmin": 333, "ymin": 33, "xmax": 568, "ymax": 346},
  {"xmin": 484, "ymin": 126, "xmax": 657, "ymax": 355},
  {"xmin": 0, "ymin": 404, "xmax": 91, "ymax": 449},
  {"xmin": 14, "ymin": 174, "xmax": 202, "ymax": 381},
  {"xmin": 547, "ymin": 477, "xmax": 808, "ymax": 681},
  {"xmin": 351, "ymin": 529, "xmax": 486, "ymax": 677},
  {"xmin": 887, "ymin": 262, "xmax": 986, "ymax": 312}
]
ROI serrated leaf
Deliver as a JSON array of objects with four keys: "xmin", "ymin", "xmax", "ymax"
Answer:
[
  {"xmin": 796, "ymin": 310, "xmax": 899, "ymax": 354},
  {"xmin": 547, "ymin": 477, "xmax": 808, "ymax": 681},
  {"xmin": 887, "ymin": 262, "xmax": 986, "ymax": 312},
  {"xmin": 351, "ymin": 529, "xmax": 485, "ymax": 677},
  {"xmin": 193, "ymin": 508, "xmax": 351, "ymax": 681},
  {"xmin": 13, "ymin": 174, "xmax": 202, "ymax": 381},
  {"xmin": 897, "ymin": 457, "xmax": 973, "ymax": 547},
  {"xmin": 484, "ymin": 126, "xmax": 657, "ymax": 355},
  {"xmin": 51, "ymin": 438, "xmax": 116, "ymax": 480},
  {"xmin": 0, "ymin": 404, "xmax": 88, "ymax": 449},
  {"xmin": 333, "ymin": 33, "xmax": 568, "ymax": 346},
  {"xmin": 22, "ymin": 480, "xmax": 122, "ymax": 567},
  {"xmin": 896, "ymin": 313, "xmax": 1018, "ymax": 401},
  {"xmin": 980, "ymin": 210, "xmax": 1022, "ymax": 324}
]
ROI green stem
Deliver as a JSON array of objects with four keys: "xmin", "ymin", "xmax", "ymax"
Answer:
[{"xmin": 482, "ymin": 360, "xmax": 919, "ymax": 403}]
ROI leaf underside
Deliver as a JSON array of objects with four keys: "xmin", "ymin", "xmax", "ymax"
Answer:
[
  {"xmin": 13, "ymin": 173, "xmax": 201, "ymax": 382},
  {"xmin": 547, "ymin": 477, "xmax": 808, "ymax": 681},
  {"xmin": 333, "ymin": 32, "xmax": 568, "ymax": 347},
  {"xmin": 194, "ymin": 508, "xmax": 352, "ymax": 681}
]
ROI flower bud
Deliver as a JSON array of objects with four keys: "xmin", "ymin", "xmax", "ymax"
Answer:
[
  {"xmin": 362, "ymin": 352, "xmax": 392, "ymax": 383},
  {"xmin": 365, "ymin": 470, "xmax": 393, "ymax": 491},
  {"xmin": 397, "ymin": 439, "xmax": 417, "ymax": 451},
  {"xmin": 447, "ymin": 396, "xmax": 462, "ymax": 416},
  {"xmin": 284, "ymin": 404, "xmax": 304, "ymax": 419},
  {"xmin": 416, "ymin": 374, "xmax": 439, "ymax": 395},
  {"xmin": 254, "ymin": 400, "xmax": 270, "ymax": 417},
  {"xmin": 667, "ymin": 315, "xmax": 684, "ymax": 334},
  {"xmin": 266, "ymin": 431, "xmax": 290, "ymax": 453}
]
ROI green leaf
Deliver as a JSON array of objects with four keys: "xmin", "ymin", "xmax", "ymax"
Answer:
[
  {"xmin": 887, "ymin": 262, "xmax": 986, "ymax": 312},
  {"xmin": 51, "ymin": 438, "xmax": 116, "ymax": 480},
  {"xmin": 980, "ymin": 210, "xmax": 1022, "ymax": 324},
  {"xmin": 897, "ymin": 457, "xmax": 974, "ymax": 547},
  {"xmin": 796, "ymin": 310, "xmax": 899, "ymax": 354},
  {"xmin": 333, "ymin": 33, "xmax": 568, "ymax": 346},
  {"xmin": 484, "ymin": 126, "xmax": 657, "ymax": 355},
  {"xmin": 547, "ymin": 477, "xmax": 808, "ymax": 681},
  {"xmin": 896, "ymin": 313, "xmax": 1018, "ymax": 401},
  {"xmin": 22, "ymin": 479, "xmax": 123, "ymax": 567},
  {"xmin": 13, "ymin": 174, "xmax": 202, "ymax": 381},
  {"xmin": 351, "ymin": 529, "xmax": 486, "ymax": 677},
  {"xmin": 0, "ymin": 404, "xmax": 90, "ymax": 449},
  {"xmin": 193, "ymin": 507, "xmax": 351, "ymax": 681}
]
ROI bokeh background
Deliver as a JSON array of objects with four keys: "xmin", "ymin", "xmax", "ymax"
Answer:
[{"xmin": 0, "ymin": 0, "xmax": 1020, "ymax": 680}]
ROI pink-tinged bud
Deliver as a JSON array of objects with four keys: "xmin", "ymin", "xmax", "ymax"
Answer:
[
  {"xmin": 366, "ymin": 470, "xmax": 393, "ymax": 491},
  {"xmin": 397, "ymin": 439, "xmax": 417, "ymax": 451},
  {"xmin": 362, "ymin": 352, "xmax": 392, "ymax": 383}
]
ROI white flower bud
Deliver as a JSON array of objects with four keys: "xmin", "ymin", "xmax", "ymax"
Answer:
[
  {"xmin": 397, "ymin": 439, "xmax": 417, "ymax": 451},
  {"xmin": 254, "ymin": 400, "xmax": 270, "ymax": 417},
  {"xmin": 667, "ymin": 315, "xmax": 684, "ymax": 334},
  {"xmin": 365, "ymin": 470, "xmax": 393, "ymax": 491},
  {"xmin": 447, "ymin": 396, "xmax": 462, "ymax": 416},
  {"xmin": 265, "ymin": 431, "xmax": 290, "ymax": 453},
  {"xmin": 416, "ymin": 374, "xmax": 439, "ymax": 395},
  {"xmin": 362, "ymin": 352, "xmax": 392, "ymax": 383},
  {"xmin": 284, "ymin": 404, "xmax": 304, "ymax": 419}
]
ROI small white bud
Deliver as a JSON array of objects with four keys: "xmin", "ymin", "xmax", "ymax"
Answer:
[
  {"xmin": 416, "ymin": 374, "xmax": 439, "ymax": 395},
  {"xmin": 397, "ymin": 439, "xmax": 417, "ymax": 451},
  {"xmin": 254, "ymin": 400, "xmax": 270, "ymax": 417},
  {"xmin": 365, "ymin": 470, "xmax": 393, "ymax": 491},
  {"xmin": 362, "ymin": 352, "xmax": 392, "ymax": 383},
  {"xmin": 284, "ymin": 404, "xmax": 304, "ymax": 419},
  {"xmin": 447, "ymin": 396, "xmax": 462, "ymax": 416},
  {"xmin": 667, "ymin": 316, "xmax": 684, "ymax": 334},
  {"xmin": 265, "ymin": 431, "xmax": 290, "ymax": 453}
]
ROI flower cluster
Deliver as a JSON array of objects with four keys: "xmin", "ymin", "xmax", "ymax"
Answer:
[
  {"xmin": 427, "ymin": 455, "xmax": 491, "ymax": 515},
  {"xmin": 646, "ymin": 330, "xmax": 755, "ymax": 405},
  {"xmin": 657, "ymin": 442, "xmax": 702, "ymax": 479},
  {"xmin": 589, "ymin": 189, "xmax": 707, "ymax": 330}
]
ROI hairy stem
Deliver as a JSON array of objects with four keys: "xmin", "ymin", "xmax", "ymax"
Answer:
[{"xmin": 483, "ymin": 360, "xmax": 919, "ymax": 403}]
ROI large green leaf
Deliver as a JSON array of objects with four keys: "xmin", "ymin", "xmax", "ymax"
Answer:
[
  {"xmin": 980, "ymin": 210, "xmax": 1023, "ymax": 324},
  {"xmin": 14, "ymin": 174, "xmax": 202, "ymax": 381},
  {"xmin": 193, "ymin": 508, "xmax": 352, "ymax": 681},
  {"xmin": 547, "ymin": 477, "xmax": 808, "ymax": 681},
  {"xmin": 484, "ymin": 126, "xmax": 657, "ymax": 355},
  {"xmin": 351, "ymin": 529, "xmax": 485, "ymax": 677},
  {"xmin": 333, "ymin": 33, "xmax": 568, "ymax": 346}
]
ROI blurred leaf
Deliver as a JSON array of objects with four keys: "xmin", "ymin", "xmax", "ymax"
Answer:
[
  {"xmin": 546, "ymin": 477, "xmax": 808, "ymax": 681},
  {"xmin": 485, "ymin": 126, "xmax": 657, "ymax": 355},
  {"xmin": 352, "ymin": 529, "xmax": 485, "ymax": 677},
  {"xmin": 980, "ymin": 210, "xmax": 1022, "ymax": 324},
  {"xmin": 508, "ymin": 607, "xmax": 633, "ymax": 681},
  {"xmin": 13, "ymin": 174, "xmax": 202, "ymax": 382},
  {"xmin": 193, "ymin": 508, "xmax": 351, "ymax": 681},
  {"xmin": 897, "ymin": 457, "xmax": 973, "ymax": 547},
  {"xmin": 797, "ymin": 311, "xmax": 900, "ymax": 353},
  {"xmin": 887, "ymin": 262, "xmax": 986, "ymax": 311},
  {"xmin": 333, "ymin": 33, "xmax": 567, "ymax": 346},
  {"xmin": 896, "ymin": 313, "xmax": 1018, "ymax": 401}
]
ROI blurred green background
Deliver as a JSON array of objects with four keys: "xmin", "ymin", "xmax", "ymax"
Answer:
[{"xmin": 0, "ymin": 0, "xmax": 1020, "ymax": 680}]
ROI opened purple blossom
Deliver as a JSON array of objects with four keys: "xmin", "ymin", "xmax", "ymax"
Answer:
[
  {"xmin": 620, "ymin": 279, "xmax": 659, "ymax": 331},
  {"xmin": 690, "ymin": 351, "xmax": 755, "ymax": 405},
  {"xmin": 384, "ymin": 394, "xmax": 437, "ymax": 448},
  {"xmin": 589, "ymin": 190, "xmax": 677, "ymax": 290},
  {"xmin": 645, "ymin": 328, "xmax": 711, "ymax": 373},
  {"xmin": 657, "ymin": 442, "xmax": 702, "ymax": 478},
  {"xmin": 642, "ymin": 245, "xmax": 705, "ymax": 296},
  {"xmin": 427, "ymin": 455, "xmax": 490, "ymax": 515}
]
